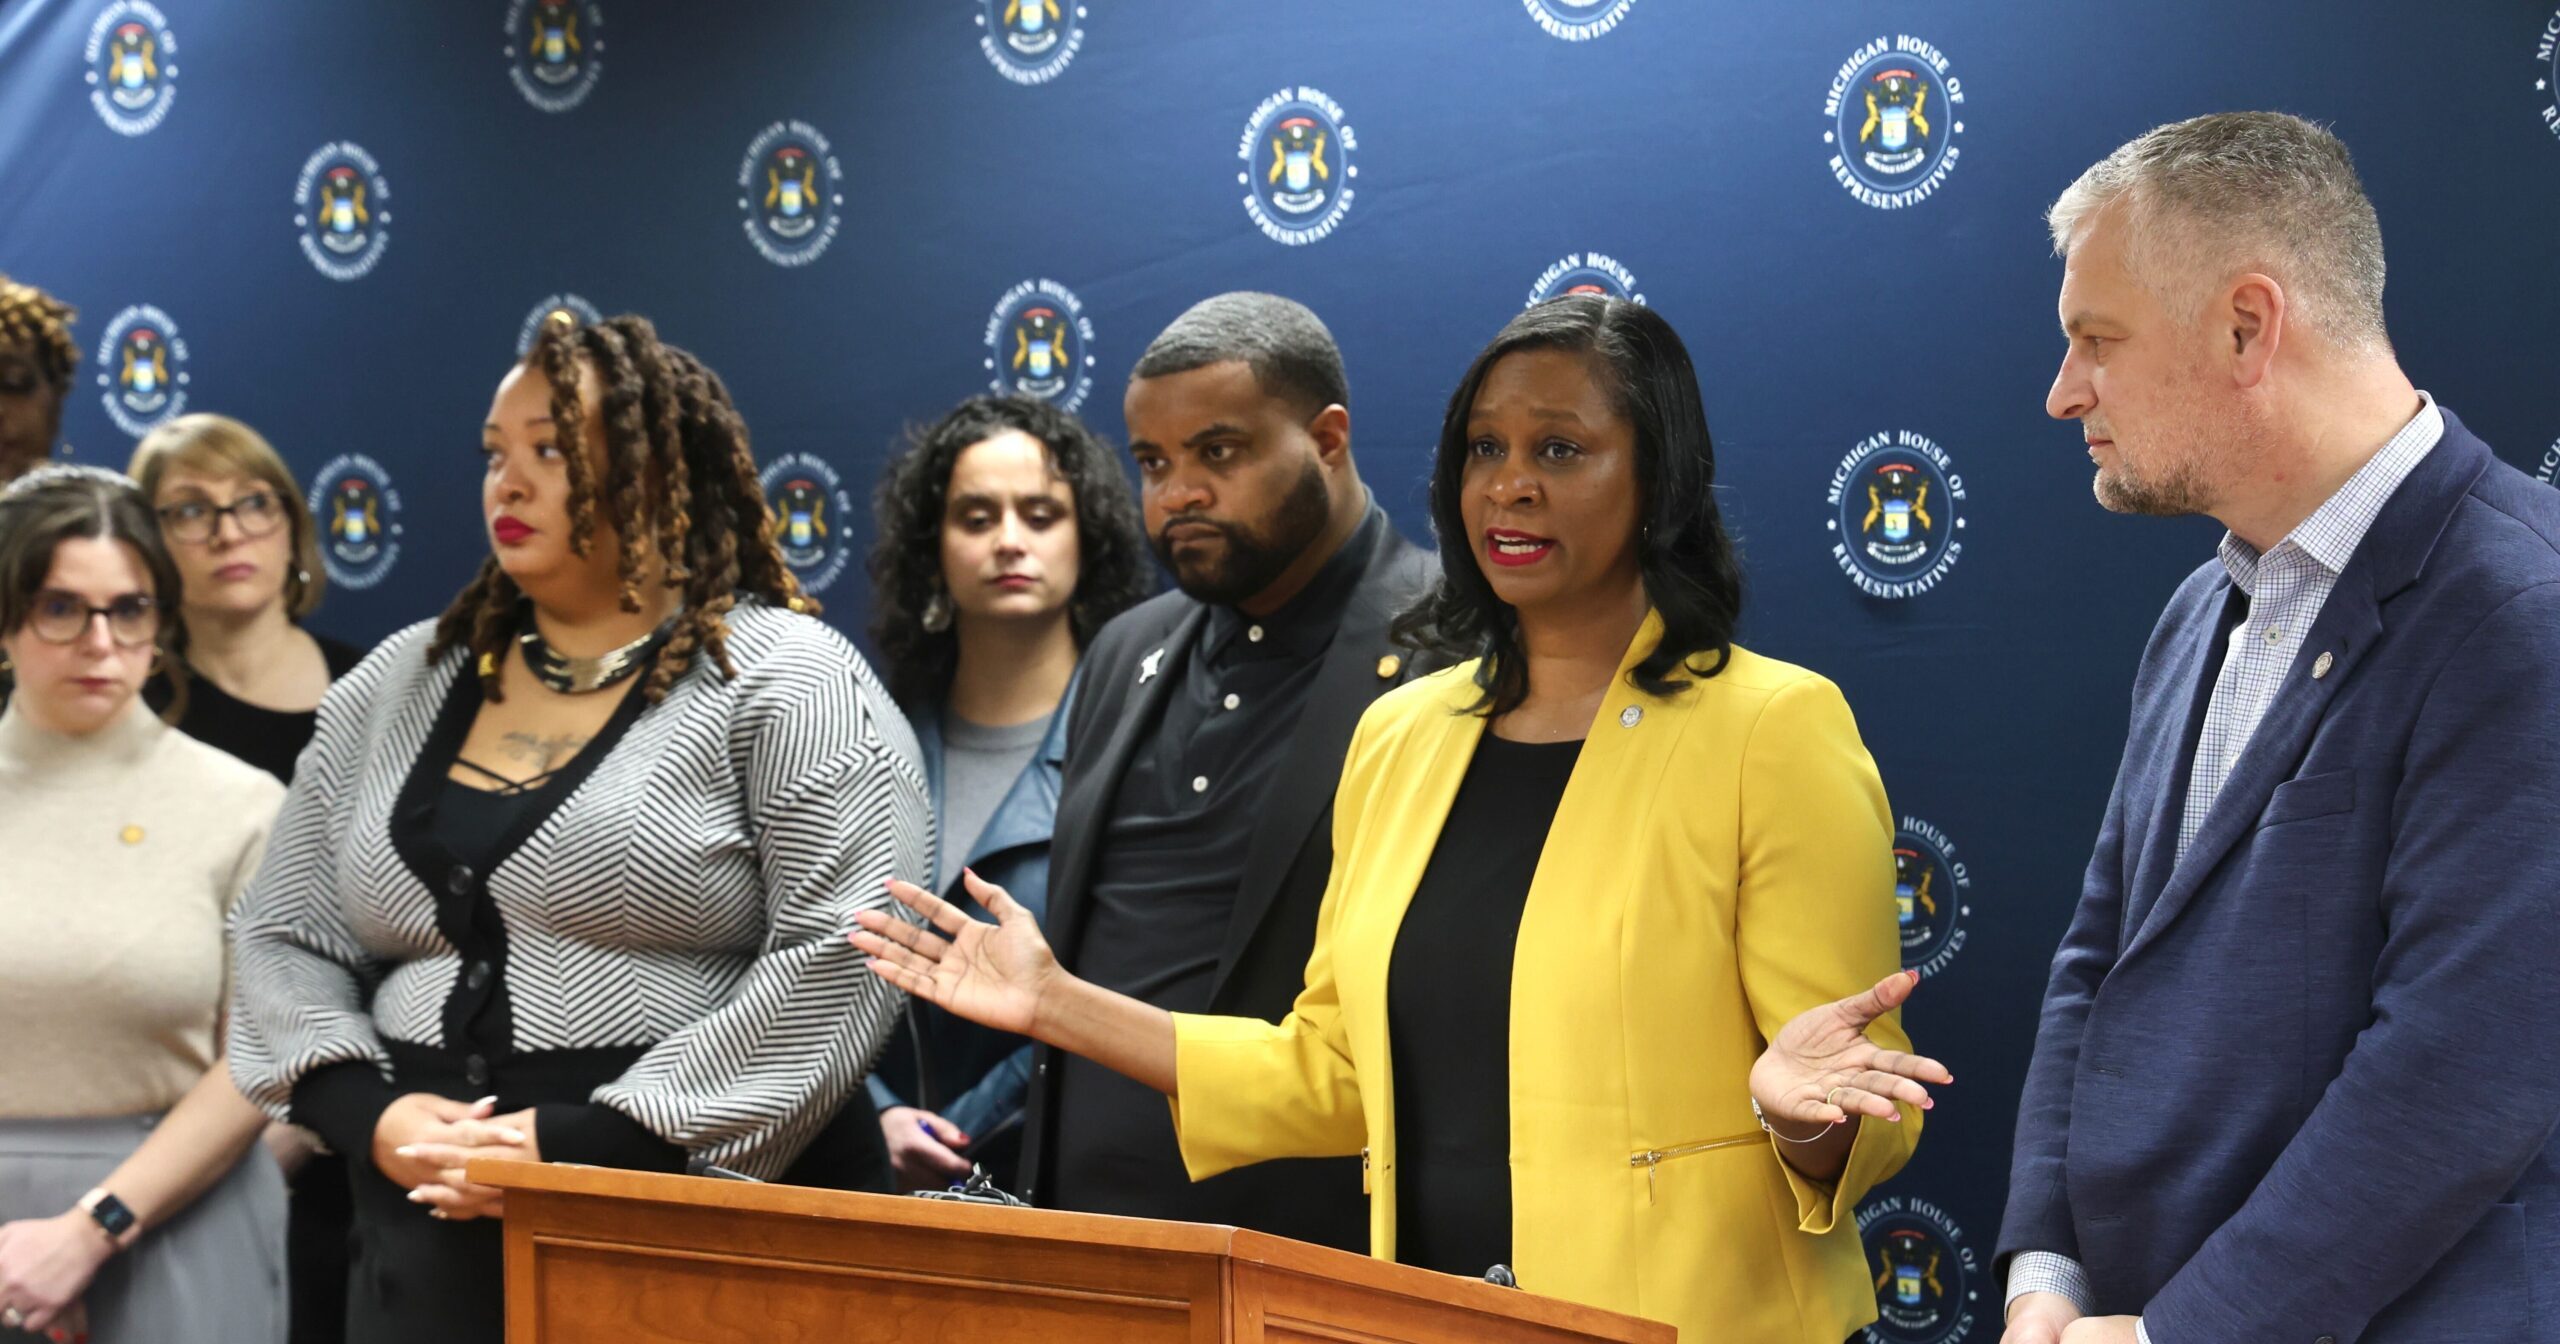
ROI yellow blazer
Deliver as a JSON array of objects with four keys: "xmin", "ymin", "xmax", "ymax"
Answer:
[{"xmin": 1169, "ymin": 612, "xmax": 1916, "ymax": 1343}]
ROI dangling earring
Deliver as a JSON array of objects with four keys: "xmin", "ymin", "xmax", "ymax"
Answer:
[{"xmin": 921, "ymin": 590, "xmax": 954, "ymax": 634}]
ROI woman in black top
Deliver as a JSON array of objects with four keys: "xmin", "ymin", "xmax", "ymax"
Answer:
[
  {"xmin": 227, "ymin": 314, "xmax": 926, "ymax": 1344},
  {"xmin": 130, "ymin": 414, "xmax": 365, "ymax": 778},
  {"xmin": 128, "ymin": 413, "xmax": 365, "ymax": 1344}
]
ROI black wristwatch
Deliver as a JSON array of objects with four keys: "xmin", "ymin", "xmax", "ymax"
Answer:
[{"xmin": 77, "ymin": 1188, "xmax": 135, "ymax": 1248}]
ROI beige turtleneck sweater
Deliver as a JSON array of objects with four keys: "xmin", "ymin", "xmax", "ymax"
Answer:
[{"xmin": 0, "ymin": 700, "xmax": 283, "ymax": 1117}]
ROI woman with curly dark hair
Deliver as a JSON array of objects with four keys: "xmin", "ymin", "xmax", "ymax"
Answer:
[
  {"xmin": 859, "ymin": 393, "xmax": 1148, "ymax": 1192},
  {"xmin": 225, "ymin": 313, "xmax": 928, "ymax": 1344},
  {"xmin": 0, "ymin": 274, "xmax": 79, "ymax": 482}
]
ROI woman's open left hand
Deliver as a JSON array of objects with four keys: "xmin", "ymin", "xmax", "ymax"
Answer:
[
  {"xmin": 1749, "ymin": 969, "xmax": 1952, "ymax": 1128},
  {"xmin": 852, "ymin": 871, "xmax": 1059, "ymax": 1037}
]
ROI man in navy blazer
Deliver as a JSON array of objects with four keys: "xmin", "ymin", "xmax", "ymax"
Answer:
[{"xmin": 1999, "ymin": 113, "xmax": 2560, "ymax": 1344}]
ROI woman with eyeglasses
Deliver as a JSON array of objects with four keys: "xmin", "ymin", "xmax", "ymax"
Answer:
[
  {"xmin": 126, "ymin": 416, "xmax": 360, "ymax": 1344},
  {"xmin": 129, "ymin": 416, "xmax": 364, "ymax": 786},
  {"xmin": 0, "ymin": 467, "xmax": 288, "ymax": 1343}
]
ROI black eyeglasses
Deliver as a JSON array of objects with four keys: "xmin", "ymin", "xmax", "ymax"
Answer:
[
  {"xmin": 24, "ymin": 591, "xmax": 160, "ymax": 647},
  {"xmin": 157, "ymin": 491, "xmax": 283, "ymax": 544}
]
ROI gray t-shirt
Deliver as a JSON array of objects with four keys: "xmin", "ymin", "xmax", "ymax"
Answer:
[{"xmin": 936, "ymin": 709, "xmax": 1054, "ymax": 893}]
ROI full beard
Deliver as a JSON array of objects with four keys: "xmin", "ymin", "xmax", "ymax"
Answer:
[{"xmin": 1152, "ymin": 458, "xmax": 1331, "ymax": 607}]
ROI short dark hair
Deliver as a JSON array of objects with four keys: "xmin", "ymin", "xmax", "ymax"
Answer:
[
  {"xmin": 1129, "ymin": 292, "xmax": 1348, "ymax": 416},
  {"xmin": 867, "ymin": 394, "xmax": 1154, "ymax": 707},
  {"xmin": 1392, "ymin": 295, "xmax": 1744, "ymax": 718},
  {"xmin": 0, "ymin": 466, "xmax": 188, "ymax": 718}
]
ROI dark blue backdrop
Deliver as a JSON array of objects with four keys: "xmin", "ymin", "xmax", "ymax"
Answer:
[{"xmin": 6, "ymin": 2, "xmax": 2558, "ymax": 1338}]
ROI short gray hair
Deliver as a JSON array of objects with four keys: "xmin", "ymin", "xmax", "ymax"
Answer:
[
  {"xmin": 1131, "ymin": 292, "xmax": 1348, "ymax": 414},
  {"xmin": 2047, "ymin": 112, "xmax": 2388, "ymax": 352}
]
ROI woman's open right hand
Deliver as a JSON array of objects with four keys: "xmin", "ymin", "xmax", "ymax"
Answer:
[{"xmin": 853, "ymin": 871, "xmax": 1059, "ymax": 1038}]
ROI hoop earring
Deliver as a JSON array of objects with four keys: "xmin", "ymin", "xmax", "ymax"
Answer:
[{"xmin": 921, "ymin": 591, "xmax": 954, "ymax": 634}]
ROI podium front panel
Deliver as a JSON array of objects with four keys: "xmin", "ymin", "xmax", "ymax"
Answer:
[{"xmin": 505, "ymin": 1182, "xmax": 1224, "ymax": 1343}]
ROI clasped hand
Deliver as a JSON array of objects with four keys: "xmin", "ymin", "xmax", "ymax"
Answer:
[{"xmin": 372, "ymin": 1094, "xmax": 539, "ymax": 1222}]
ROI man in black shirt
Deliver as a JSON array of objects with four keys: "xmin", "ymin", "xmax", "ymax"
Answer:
[{"xmin": 1022, "ymin": 292, "xmax": 1431, "ymax": 1251}]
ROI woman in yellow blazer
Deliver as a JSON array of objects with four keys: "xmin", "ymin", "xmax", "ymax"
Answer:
[{"xmin": 856, "ymin": 294, "xmax": 1950, "ymax": 1343}]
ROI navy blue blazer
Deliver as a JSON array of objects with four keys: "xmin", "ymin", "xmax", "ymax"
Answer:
[{"xmin": 1999, "ymin": 410, "xmax": 2560, "ymax": 1343}]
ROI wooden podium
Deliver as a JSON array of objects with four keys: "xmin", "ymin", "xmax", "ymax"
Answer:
[{"xmin": 473, "ymin": 1160, "xmax": 1673, "ymax": 1344}]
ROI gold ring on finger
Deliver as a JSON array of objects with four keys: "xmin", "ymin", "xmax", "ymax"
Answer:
[{"xmin": 1824, "ymin": 1085, "xmax": 1845, "ymax": 1111}]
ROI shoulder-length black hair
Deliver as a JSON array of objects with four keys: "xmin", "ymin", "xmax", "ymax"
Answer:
[
  {"xmin": 1392, "ymin": 294, "xmax": 1744, "ymax": 718},
  {"xmin": 867, "ymin": 394, "xmax": 1153, "ymax": 707}
]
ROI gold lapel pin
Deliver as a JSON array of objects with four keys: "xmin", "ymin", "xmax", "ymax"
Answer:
[
  {"xmin": 2312, "ymin": 651, "xmax": 2335, "ymax": 680},
  {"xmin": 1376, "ymin": 654, "xmax": 1401, "ymax": 680}
]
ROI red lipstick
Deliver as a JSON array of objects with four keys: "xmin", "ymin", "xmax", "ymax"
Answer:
[{"xmin": 1484, "ymin": 527, "xmax": 1557, "ymax": 568}]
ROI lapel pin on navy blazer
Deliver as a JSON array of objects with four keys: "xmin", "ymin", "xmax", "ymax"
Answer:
[{"xmin": 2002, "ymin": 112, "xmax": 2560, "ymax": 1344}]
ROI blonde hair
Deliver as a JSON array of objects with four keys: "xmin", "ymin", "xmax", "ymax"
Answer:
[{"xmin": 127, "ymin": 413, "xmax": 329, "ymax": 618}]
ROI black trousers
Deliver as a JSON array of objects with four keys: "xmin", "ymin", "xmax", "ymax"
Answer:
[
  {"xmin": 341, "ymin": 1045, "xmax": 889, "ymax": 1344},
  {"xmin": 285, "ymin": 1154, "xmax": 352, "ymax": 1344}
]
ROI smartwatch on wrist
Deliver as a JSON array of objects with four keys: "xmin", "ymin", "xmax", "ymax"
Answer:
[{"xmin": 77, "ymin": 1188, "xmax": 135, "ymax": 1249}]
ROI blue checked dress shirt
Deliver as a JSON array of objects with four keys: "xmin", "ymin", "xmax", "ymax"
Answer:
[{"xmin": 2006, "ymin": 393, "xmax": 2443, "ymax": 1343}]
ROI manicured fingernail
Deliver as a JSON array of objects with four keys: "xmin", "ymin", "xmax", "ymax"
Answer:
[
  {"xmin": 1921, "ymin": 1098, "xmax": 1935, "ymax": 1111},
  {"xmin": 395, "ymin": 1145, "xmax": 417, "ymax": 1157},
  {"xmin": 473, "ymin": 1095, "xmax": 498, "ymax": 1107},
  {"xmin": 406, "ymin": 1189, "xmax": 427, "ymax": 1202},
  {"xmin": 498, "ymin": 1129, "xmax": 525, "ymax": 1144}
]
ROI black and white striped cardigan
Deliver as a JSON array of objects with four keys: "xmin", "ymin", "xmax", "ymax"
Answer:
[{"xmin": 227, "ymin": 602, "xmax": 930, "ymax": 1179}]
